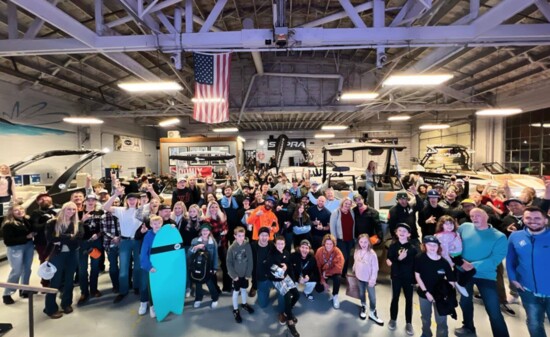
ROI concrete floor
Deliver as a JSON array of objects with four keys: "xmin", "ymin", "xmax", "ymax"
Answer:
[{"xmin": 0, "ymin": 252, "xmax": 549, "ymax": 337}]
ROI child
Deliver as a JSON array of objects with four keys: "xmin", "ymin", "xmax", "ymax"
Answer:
[
  {"xmin": 415, "ymin": 235, "xmax": 456, "ymax": 337},
  {"xmin": 386, "ymin": 223, "xmax": 417, "ymax": 336},
  {"xmin": 267, "ymin": 235, "xmax": 300, "ymax": 337},
  {"xmin": 434, "ymin": 215, "xmax": 474, "ymax": 297},
  {"xmin": 139, "ymin": 215, "xmax": 163, "ymax": 318},
  {"xmin": 189, "ymin": 223, "xmax": 220, "ymax": 309},
  {"xmin": 314, "ymin": 234, "xmax": 344, "ymax": 309},
  {"xmin": 226, "ymin": 226, "xmax": 254, "ymax": 323},
  {"xmin": 352, "ymin": 234, "xmax": 383, "ymax": 325}
]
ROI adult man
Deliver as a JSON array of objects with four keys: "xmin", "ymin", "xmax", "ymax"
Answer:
[
  {"xmin": 353, "ymin": 194, "xmax": 382, "ymax": 242},
  {"xmin": 307, "ymin": 179, "xmax": 323, "ymax": 201},
  {"xmin": 275, "ymin": 190, "xmax": 296, "ymax": 251},
  {"xmin": 455, "ymin": 208, "xmax": 509, "ymax": 337},
  {"xmin": 270, "ymin": 174, "xmax": 292, "ymax": 199},
  {"xmin": 71, "ymin": 190, "xmax": 85, "ymax": 212},
  {"xmin": 247, "ymin": 196, "xmax": 279, "ymax": 241},
  {"xmin": 388, "ymin": 186, "xmax": 423, "ymax": 248},
  {"xmin": 158, "ymin": 204, "xmax": 176, "ymax": 226},
  {"xmin": 289, "ymin": 240, "xmax": 320, "ymax": 301},
  {"xmin": 307, "ymin": 196, "xmax": 332, "ymax": 250},
  {"xmin": 438, "ymin": 187, "xmax": 462, "ymax": 217},
  {"xmin": 507, "ymin": 206, "xmax": 550, "ymax": 337},
  {"xmin": 171, "ymin": 176, "xmax": 199, "ymax": 210},
  {"xmin": 221, "ymin": 185, "xmax": 240, "ymax": 241},
  {"xmin": 29, "ymin": 193, "xmax": 58, "ymax": 287},
  {"xmin": 418, "ymin": 189, "xmax": 447, "ymax": 238}
]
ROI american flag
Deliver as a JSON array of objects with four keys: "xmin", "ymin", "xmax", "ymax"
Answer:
[{"xmin": 193, "ymin": 52, "xmax": 232, "ymax": 124}]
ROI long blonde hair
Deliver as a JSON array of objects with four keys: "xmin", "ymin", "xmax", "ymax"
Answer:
[
  {"xmin": 172, "ymin": 201, "xmax": 188, "ymax": 217},
  {"xmin": 55, "ymin": 202, "xmax": 79, "ymax": 236},
  {"xmin": 205, "ymin": 201, "xmax": 226, "ymax": 223}
]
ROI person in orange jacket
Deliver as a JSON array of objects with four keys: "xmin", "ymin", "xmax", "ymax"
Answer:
[
  {"xmin": 315, "ymin": 234, "xmax": 344, "ymax": 309},
  {"xmin": 247, "ymin": 196, "xmax": 279, "ymax": 241}
]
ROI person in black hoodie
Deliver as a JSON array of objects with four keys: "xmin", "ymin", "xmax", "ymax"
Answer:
[
  {"xmin": 353, "ymin": 194, "xmax": 383, "ymax": 243},
  {"xmin": 289, "ymin": 239, "xmax": 321, "ymax": 301},
  {"xmin": 418, "ymin": 189, "xmax": 447, "ymax": 238},
  {"xmin": 171, "ymin": 177, "xmax": 199, "ymax": 210},
  {"xmin": 276, "ymin": 189, "xmax": 296, "ymax": 252},
  {"xmin": 388, "ymin": 185, "xmax": 423, "ymax": 250},
  {"xmin": 2, "ymin": 205, "xmax": 35, "ymax": 305},
  {"xmin": 30, "ymin": 193, "xmax": 58, "ymax": 287}
]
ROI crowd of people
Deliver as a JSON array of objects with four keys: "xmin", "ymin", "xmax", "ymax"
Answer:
[{"xmin": 1, "ymin": 165, "xmax": 550, "ymax": 337}]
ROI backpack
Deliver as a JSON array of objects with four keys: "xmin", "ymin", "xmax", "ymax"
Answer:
[{"xmin": 190, "ymin": 249, "xmax": 210, "ymax": 283}]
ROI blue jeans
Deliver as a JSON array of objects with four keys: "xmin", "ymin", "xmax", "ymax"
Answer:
[
  {"xmin": 44, "ymin": 250, "xmax": 78, "ymax": 315},
  {"xmin": 78, "ymin": 240, "xmax": 102, "ymax": 296},
  {"xmin": 459, "ymin": 278, "xmax": 510, "ymax": 337},
  {"xmin": 4, "ymin": 241, "xmax": 34, "ymax": 296},
  {"xmin": 106, "ymin": 246, "xmax": 120, "ymax": 291},
  {"xmin": 357, "ymin": 280, "xmax": 376, "ymax": 311},
  {"xmin": 118, "ymin": 239, "xmax": 141, "ymax": 295},
  {"xmin": 519, "ymin": 290, "xmax": 550, "ymax": 337},
  {"xmin": 419, "ymin": 296, "xmax": 447, "ymax": 337},
  {"xmin": 337, "ymin": 239, "xmax": 355, "ymax": 277},
  {"xmin": 140, "ymin": 269, "xmax": 150, "ymax": 302},
  {"xmin": 256, "ymin": 280, "xmax": 284, "ymax": 313}
]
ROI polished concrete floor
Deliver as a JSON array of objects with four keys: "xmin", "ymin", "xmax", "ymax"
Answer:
[{"xmin": 0, "ymin": 252, "xmax": 549, "ymax": 337}]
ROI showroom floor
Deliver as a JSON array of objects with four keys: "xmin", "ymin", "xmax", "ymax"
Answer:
[{"xmin": 0, "ymin": 255, "xmax": 548, "ymax": 337}]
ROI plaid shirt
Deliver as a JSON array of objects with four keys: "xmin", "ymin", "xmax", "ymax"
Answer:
[
  {"xmin": 205, "ymin": 217, "xmax": 228, "ymax": 249},
  {"xmin": 101, "ymin": 211, "xmax": 120, "ymax": 251}
]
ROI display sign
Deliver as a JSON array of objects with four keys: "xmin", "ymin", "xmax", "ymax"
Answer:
[
  {"xmin": 114, "ymin": 135, "xmax": 142, "ymax": 152},
  {"xmin": 267, "ymin": 138, "xmax": 306, "ymax": 150},
  {"xmin": 172, "ymin": 162, "xmax": 213, "ymax": 178}
]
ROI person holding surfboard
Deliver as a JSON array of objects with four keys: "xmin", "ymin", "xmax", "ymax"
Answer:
[
  {"xmin": 139, "ymin": 215, "xmax": 163, "ymax": 318},
  {"xmin": 226, "ymin": 226, "xmax": 254, "ymax": 323},
  {"xmin": 189, "ymin": 223, "xmax": 220, "ymax": 309}
]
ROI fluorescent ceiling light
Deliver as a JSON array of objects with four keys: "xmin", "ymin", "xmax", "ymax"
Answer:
[
  {"xmin": 383, "ymin": 74, "xmax": 453, "ymax": 86},
  {"xmin": 419, "ymin": 124, "xmax": 451, "ymax": 130},
  {"xmin": 530, "ymin": 123, "xmax": 550, "ymax": 128},
  {"xmin": 475, "ymin": 108, "xmax": 522, "ymax": 116},
  {"xmin": 314, "ymin": 133, "xmax": 335, "ymax": 139},
  {"xmin": 118, "ymin": 81, "xmax": 182, "ymax": 92},
  {"xmin": 321, "ymin": 125, "xmax": 348, "ymax": 130},
  {"xmin": 212, "ymin": 127, "xmax": 239, "ymax": 132},
  {"xmin": 340, "ymin": 92, "xmax": 379, "ymax": 100},
  {"xmin": 388, "ymin": 115, "xmax": 411, "ymax": 121},
  {"xmin": 63, "ymin": 117, "xmax": 104, "ymax": 124},
  {"xmin": 191, "ymin": 98, "xmax": 226, "ymax": 103},
  {"xmin": 158, "ymin": 118, "xmax": 180, "ymax": 127}
]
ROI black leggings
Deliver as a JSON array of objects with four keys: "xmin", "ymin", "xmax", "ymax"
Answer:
[
  {"xmin": 284, "ymin": 288, "xmax": 300, "ymax": 318},
  {"xmin": 325, "ymin": 275, "xmax": 341, "ymax": 295},
  {"xmin": 390, "ymin": 278, "xmax": 413, "ymax": 323}
]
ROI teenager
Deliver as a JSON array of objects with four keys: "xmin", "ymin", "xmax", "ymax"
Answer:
[
  {"xmin": 226, "ymin": 226, "xmax": 254, "ymax": 323},
  {"xmin": 189, "ymin": 223, "xmax": 220, "ymax": 308}
]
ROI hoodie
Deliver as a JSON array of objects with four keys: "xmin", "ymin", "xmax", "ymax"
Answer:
[{"xmin": 226, "ymin": 238, "xmax": 253, "ymax": 279}]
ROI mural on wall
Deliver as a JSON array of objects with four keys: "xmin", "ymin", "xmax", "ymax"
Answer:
[{"xmin": 1, "ymin": 100, "xmax": 71, "ymax": 126}]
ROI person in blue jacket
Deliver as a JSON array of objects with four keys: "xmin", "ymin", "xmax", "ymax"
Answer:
[
  {"xmin": 507, "ymin": 205, "xmax": 550, "ymax": 337},
  {"xmin": 189, "ymin": 223, "xmax": 220, "ymax": 309},
  {"xmin": 139, "ymin": 215, "xmax": 164, "ymax": 319}
]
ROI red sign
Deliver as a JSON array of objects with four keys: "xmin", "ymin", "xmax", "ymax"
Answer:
[{"xmin": 174, "ymin": 166, "xmax": 213, "ymax": 178}]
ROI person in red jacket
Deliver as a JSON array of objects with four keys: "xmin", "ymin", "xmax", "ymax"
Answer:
[
  {"xmin": 315, "ymin": 234, "xmax": 344, "ymax": 309},
  {"xmin": 247, "ymin": 196, "xmax": 279, "ymax": 241}
]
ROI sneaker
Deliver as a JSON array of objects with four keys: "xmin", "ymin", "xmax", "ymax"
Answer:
[
  {"xmin": 359, "ymin": 305, "xmax": 367, "ymax": 320},
  {"xmin": 369, "ymin": 310, "xmax": 384, "ymax": 326},
  {"xmin": 149, "ymin": 306, "xmax": 156, "ymax": 318},
  {"xmin": 77, "ymin": 294, "xmax": 89, "ymax": 305},
  {"xmin": 185, "ymin": 288, "xmax": 191, "ymax": 298},
  {"xmin": 287, "ymin": 321, "xmax": 300, "ymax": 337},
  {"xmin": 405, "ymin": 323, "xmax": 414, "ymax": 336},
  {"xmin": 279, "ymin": 313, "xmax": 287, "ymax": 325},
  {"xmin": 332, "ymin": 295, "xmax": 340, "ymax": 309},
  {"xmin": 248, "ymin": 288, "xmax": 256, "ymax": 297},
  {"xmin": 455, "ymin": 283, "xmax": 469, "ymax": 297},
  {"xmin": 3, "ymin": 295, "xmax": 15, "ymax": 305},
  {"xmin": 233, "ymin": 309, "xmax": 242, "ymax": 323},
  {"xmin": 388, "ymin": 320, "xmax": 396, "ymax": 331},
  {"xmin": 455, "ymin": 326, "xmax": 476, "ymax": 336},
  {"xmin": 241, "ymin": 303, "xmax": 255, "ymax": 314},
  {"xmin": 211, "ymin": 301, "xmax": 218, "ymax": 309},
  {"xmin": 113, "ymin": 294, "xmax": 126, "ymax": 304},
  {"xmin": 501, "ymin": 303, "xmax": 516, "ymax": 316},
  {"xmin": 305, "ymin": 293, "xmax": 314, "ymax": 301},
  {"xmin": 194, "ymin": 301, "xmax": 201, "ymax": 308},
  {"xmin": 138, "ymin": 302, "xmax": 147, "ymax": 315}
]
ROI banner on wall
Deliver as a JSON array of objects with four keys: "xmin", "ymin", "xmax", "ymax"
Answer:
[
  {"xmin": 172, "ymin": 161, "xmax": 213, "ymax": 178},
  {"xmin": 114, "ymin": 135, "xmax": 142, "ymax": 152}
]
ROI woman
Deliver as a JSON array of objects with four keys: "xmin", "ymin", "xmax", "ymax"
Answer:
[
  {"xmin": 181, "ymin": 204, "xmax": 201, "ymax": 297},
  {"xmin": 203, "ymin": 202, "xmax": 231, "ymax": 292},
  {"xmin": 365, "ymin": 161, "xmax": 377, "ymax": 188},
  {"xmin": 315, "ymin": 234, "xmax": 344, "ymax": 309},
  {"xmin": 189, "ymin": 223, "xmax": 220, "ymax": 308},
  {"xmin": 171, "ymin": 201, "xmax": 188, "ymax": 231},
  {"xmin": 44, "ymin": 202, "xmax": 83, "ymax": 319},
  {"xmin": 2, "ymin": 205, "xmax": 35, "ymax": 305},
  {"xmin": 0, "ymin": 164, "xmax": 16, "ymax": 218},
  {"xmin": 291, "ymin": 204, "xmax": 312, "ymax": 249},
  {"xmin": 329, "ymin": 198, "xmax": 355, "ymax": 278}
]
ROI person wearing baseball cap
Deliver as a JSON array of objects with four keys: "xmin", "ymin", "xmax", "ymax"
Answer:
[
  {"xmin": 388, "ymin": 185, "xmax": 423, "ymax": 247},
  {"xmin": 247, "ymin": 195, "xmax": 279, "ymax": 241},
  {"xmin": 415, "ymin": 235, "xmax": 456, "ymax": 337},
  {"xmin": 419, "ymin": 189, "xmax": 446, "ymax": 238},
  {"xmin": 289, "ymin": 239, "xmax": 320, "ymax": 302}
]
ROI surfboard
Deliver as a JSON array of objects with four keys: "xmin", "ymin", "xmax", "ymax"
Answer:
[{"xmin": 149, "ymin": 225, "xmax": 186, "ymax": 322}]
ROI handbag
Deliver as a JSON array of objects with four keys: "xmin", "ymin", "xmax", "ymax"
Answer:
[
  {"xmin": 293, "ymin": 224, "xmax": 311, "ymax": 235},
  {"xmin": 345, "ymin": 274, "xmax": 361, "ymax": 300}
]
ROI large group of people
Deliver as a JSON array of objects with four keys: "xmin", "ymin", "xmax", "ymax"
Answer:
[{"xmin": 1, "ymin": 165, "xmax": 550, "ymax": 337}]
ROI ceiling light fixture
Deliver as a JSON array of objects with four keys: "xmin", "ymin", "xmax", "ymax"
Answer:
[
  {"xmin": 419, "ymin": 124, "xmax": 451, "ymax": 130},
  {"xmin": 530, "ymin": 123, "xmax": 550, "ymax": 128},
  {"xmin": 158, "ymin": 118, "xmax": 180, "ymax": 127},
  {"xmin": 63, "ymin": 117, "xmax": 104, "ymax": 124},
  {"xmin": 388, "ymin": 115, "xmax": 411, "ymax": 121},
  {"xmin": 383, "ymin": 74, "xmax": 453, "ymax": 86},
  {"xmin": 340, "ymin": 92, "xmax": 379, "ymax": 100},
  {"xmin": 191, "ymin": 98, "xmax": 226, "ymax": 103},
  {"xmin": 118, "ymin": 81, "xmax": 183, "ymax": 92},
  {"xmin": 475, "ymin": 108, "xmax": 523, "ymax": 116},
  {"xmin": 212, "ymin": 127, "xmax": 239, "ymax": 133},
  {"xmin": 314, "ymin": 133, "xmax": 336, "ymax": 139},
  {"xmin": 321, "ymin": 125, "xmax": 348, "ymax": 131}
]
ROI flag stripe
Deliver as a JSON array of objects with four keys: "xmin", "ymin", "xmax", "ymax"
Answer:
[{"xmin": 193, "ymin": 52, "xmax": 231, "ymax": 124}]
